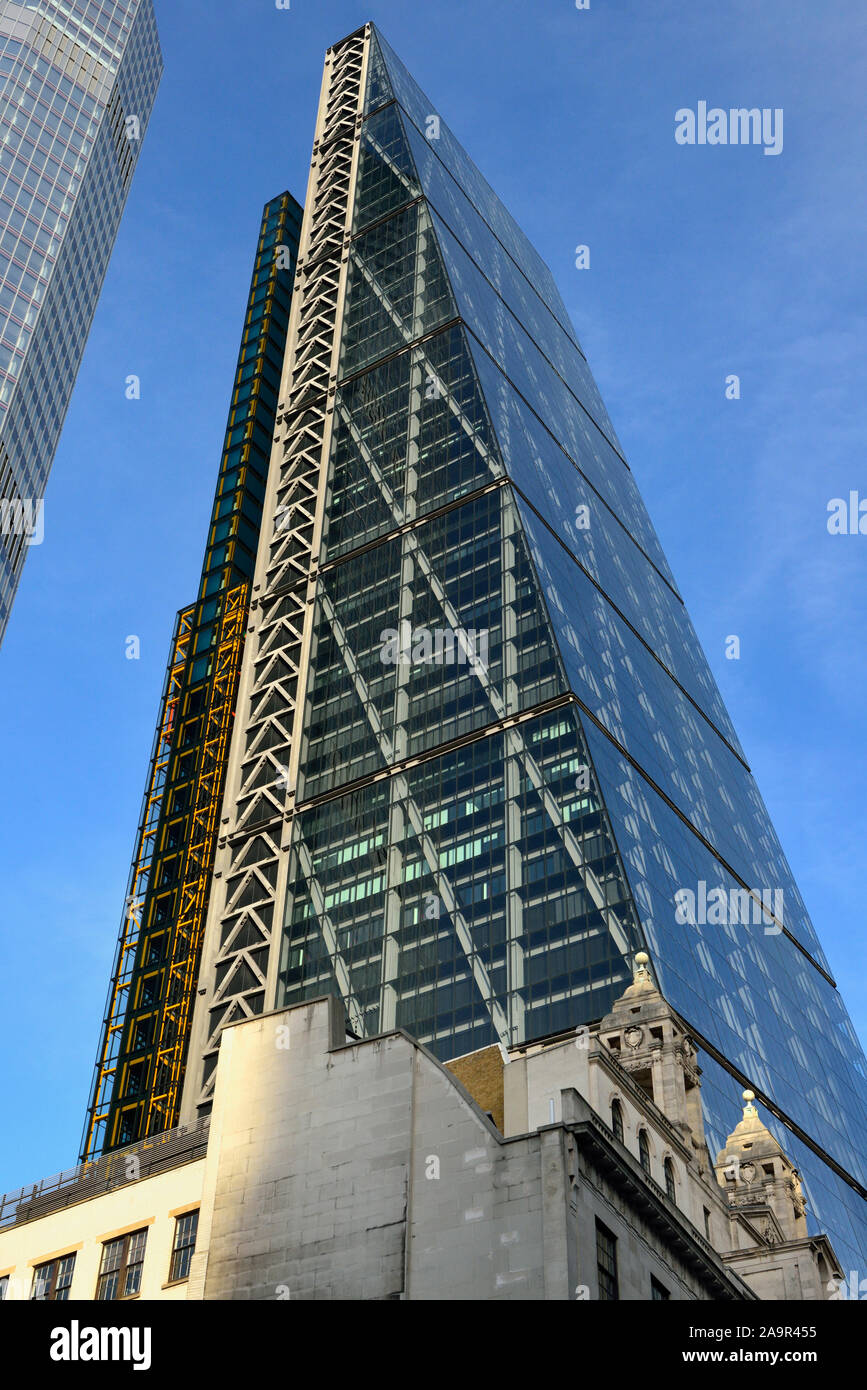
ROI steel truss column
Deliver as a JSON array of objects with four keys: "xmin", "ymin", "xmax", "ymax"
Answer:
[{"xmin": 180, "ymin": 27, "xmax": 370, "ymax": 1122}]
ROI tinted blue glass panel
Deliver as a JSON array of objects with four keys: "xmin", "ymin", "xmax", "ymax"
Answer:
[
  {"xmin": 397, "ymin": 111, "xmax": 598, "ymax": 412},
  {"xmin": 363, "ymin": 28, "xmax": 394, "ymax": 114},
  {"xmin": 372, "ymin": 26, "xmax": 576, "ymax": 342},
  {"xmin": 584, "ymin": 724, "xmax": 867, "ymax": 1191},
  {"xmin": 425, "ymin": 216, "xmax": 673, "ymax": 583},
  {"xmin": 469, "ymin": 344, "xmax": 746, "ymax": 748},
  {"xmin": 353, "ymin": 99, "xmax": 602, "ymax": 466},
  {"xmin": 431, "ymin": 208, "xmax": 621, "ymax": 460},
  {"xmin": 520, "ymin": 501, "xmax": 830, "ymax": 969},
  {"xmin": 698, "ymin": 1053, "xmax": 867, "ymax": 1274}
]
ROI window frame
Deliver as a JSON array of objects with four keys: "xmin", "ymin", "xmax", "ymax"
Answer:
[
  {"xmin": 30, "ymin": 1251, "xmax": 76, "ymax": 1301},
  {"xmin": 595, "ymin": 1219, "xmax": 619, "ymax": 1301},
  {"xmin": 168, "ymin": 1209, "xmax": 199, "ymax": 1284},
  {"xmin": 664, "ymin": 1156, "xmax": 677, "ymax": 1202},
  {"xmin": 95, "ymin": 1227, "xmax": 148, "ymax": 1301},
  {"xmin": 610, "ymin": 1097, "xmax": 624, "ymax": 1143},
  {"xmin": 638, "ymin": 1128, "xmax": 651, "ymax": 1176}
]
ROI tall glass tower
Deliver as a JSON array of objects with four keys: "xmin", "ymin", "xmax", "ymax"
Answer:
[
  {"xmin": 81, "ymin": 192, "xmax": 303, "ymax": 1162},
  {"xmin": 0, "ymin": 0, "xmax": 162, "ymax": 646},
  {"xmin": 177, "ymin": 24, "xmax": 867, "ymax": 1272}
]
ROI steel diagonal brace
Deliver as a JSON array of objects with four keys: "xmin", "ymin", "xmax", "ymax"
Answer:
[
  {"xmin": 362, "ymin": 123, "xmax": 419, "ymax": 204},
  {"xmin": 338, "ymin": 362, "xmax": 500, "ymax": 506},
  {"xmin": 316, "ymin": 591, "xmax": 510, "ymax": 1047},
  {"xmin": 293, "ymin": 837, "xmax": 367, "ymax": 1035},
  {"xmin": 403, "ymin": 534, "xmax": 630, "ymax": 952},
  {"xmin": 336, "ymin": 407, "xmax": 631, "ymax": 960}
]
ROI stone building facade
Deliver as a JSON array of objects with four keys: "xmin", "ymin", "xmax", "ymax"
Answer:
[{"xmin": 0, "ymin": 958, "xmax": 842, "ymax": 1301}]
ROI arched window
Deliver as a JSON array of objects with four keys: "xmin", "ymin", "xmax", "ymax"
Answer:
[
  {"xmin": 611, "ymin": 1099, "xmax": 624, "ymax": 1143},
  {"xmin": 664, "ymin": 1157, "xmax": 676, "ymax": 1203},
  {"xmin": 638, "ymin": 1129, "xmax": 651, "ymax": 1176}
]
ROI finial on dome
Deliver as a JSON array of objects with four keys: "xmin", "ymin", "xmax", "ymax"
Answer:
[
  {"xmin": 742, "ymin": 1089, "xmax": 758, "ymax": 1117},
  {"xmin": 634, "ymin": 951, "xmax": 650, "ymax": 976},
  {"xmin": 632, "ymin": 951, "xmax": 653, "ymax": 988}
]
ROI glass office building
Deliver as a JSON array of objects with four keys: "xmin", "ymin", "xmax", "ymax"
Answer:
[
  {"xmin": 0, "ymin": 0, "xmax": 161, "ymax": 646},
  {"xmin": 180, "ymin": 24, "xmax": 867, "ymax": 1272}
]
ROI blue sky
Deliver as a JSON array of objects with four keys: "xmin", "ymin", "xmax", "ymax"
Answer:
[{"xmin": 0, "ymin": 0, "xmax": 864, "ymax": 1195}]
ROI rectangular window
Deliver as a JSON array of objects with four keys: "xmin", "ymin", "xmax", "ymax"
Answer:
[
  {"xmin": 96, "ymin": 1228, "xmax": 147, "ymax": 1300},
  {"xmin": 0, "ymin": 1274, "xmax": 9, "ymax": 1300},
  {"xmin": 651, "ymin": 1276, "xmax": 670, "ymax": 1300},
  {"xmin": 31, "ymin": 1252, "xmax": 75, "ymax": 1301},
  {"xmin": 595, "ymin": 1219, "xmax": 618, "ymax": 1301},
  {"xmin": 169, "ymin": 1210, "xmax": 198, "ymax": 1283}
]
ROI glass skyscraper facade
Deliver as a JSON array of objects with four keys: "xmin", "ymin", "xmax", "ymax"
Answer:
[
  {"xmin": 172, "ymin": 24, "xmax": 867, "ymax": 1273},
  {"xmin": 0, "ymin": 0, "xmax": 161, "ymax": 646}
]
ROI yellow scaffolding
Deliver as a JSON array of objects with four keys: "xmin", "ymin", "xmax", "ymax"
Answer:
[
  {"xmin": 81, "ymin": 606, "xmax": 195, "ymax": 1164},
  {"xmin": 142, "ymin": 581, "xmax": 249, "ymax": 1136}
]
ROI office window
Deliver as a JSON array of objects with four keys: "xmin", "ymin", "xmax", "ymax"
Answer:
[
  {"xmin": 611, "ymin": 1098, "xmax": 624, "ymax": 1143},
  {"xmin": 638, "ymin": 1129, "xmax": 651, "ymax": 1176},
  {"xmin": 595, "ymin": 1219, "xmax": 618, "ymax": 1301},
  {"xmin": 169, "ymin": 1209, "xmax": 198, "ymax": 1283},
  {"xmin": 31, "ymin": 1252, "xmax": 75, "ymax": 1301},
  {"xmin": 651, "ymin": 1275, "xmax": 670, "ymax": 1300},
  {"xmin": 664, "ymin": 1157, "xmax": 676, "ymax": 1203},
  {"xmin": 96, "ymin": 1228, "xmax": 147, "ymax": 1300}
]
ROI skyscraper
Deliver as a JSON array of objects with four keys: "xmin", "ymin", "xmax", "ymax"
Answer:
[
  {"xmin": 81, "ymin": 191, "xmax": 303, "ymax": 1161},
  {"xmin": 166, "ymin": 24, "xmax": 867, "ymax": 1273},
  {"xmin": 0, "ymin": 0, "xmax": 162, "ymax": 646}
]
